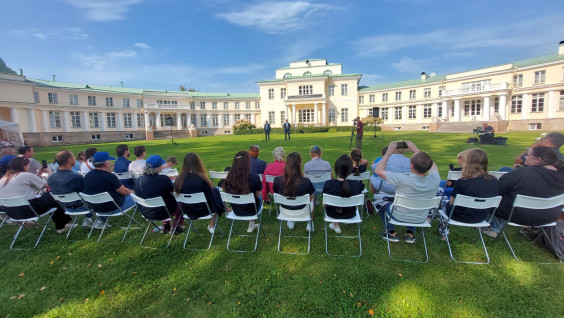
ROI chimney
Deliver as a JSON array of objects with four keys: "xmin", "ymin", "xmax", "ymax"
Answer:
[
  {"xmin": 52, "ymin": 75, "xmax": 56, "ymax": 82},
  {"xmin": 559, "ymin": 41, "xmax": 564, "ymax": 55},
  {"xmin": 120, "ymin": 81, "xmax": 123, "ymax": 87},
  {"xmin": 421, "ymin": 72, "xmax": 428, "ymax": 80},
  {"xmin": 19, "ymin": 68, "xmax": 23, "ymax": 76}
]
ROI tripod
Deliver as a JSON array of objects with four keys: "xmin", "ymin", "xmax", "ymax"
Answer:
[
  {"xmin": 165, "ymin": 124, "xmax": 178, "ymax": 145},
  {"xmin": 372, "ymin": 123, "xmax": 385, "ymax": 141},
  {"xmin": 349, "ymin": 122, "xmax": 356, "ymax": 149}
]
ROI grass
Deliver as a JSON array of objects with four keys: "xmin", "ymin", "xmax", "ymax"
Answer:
[{"xmin": 1, "ymin": 130, "xmax": 563, "ymax": 317}]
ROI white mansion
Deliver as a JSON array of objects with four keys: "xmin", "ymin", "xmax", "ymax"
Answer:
[{"xmin": 1, "ymin": 42, "xmax": 563, "ymax": 146}]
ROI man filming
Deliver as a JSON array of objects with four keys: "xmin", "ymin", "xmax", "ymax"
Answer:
[{"xmin": 355, "ymin": 117, "xmax": 364, "ymax": 149}]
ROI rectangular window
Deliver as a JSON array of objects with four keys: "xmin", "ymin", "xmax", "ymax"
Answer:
[
  {"xmin": 281, "ymin": 88, "xmax": 286, "ymax": 99},
  {"xmin": 438, "ymin": 87, "xmax": 443, "ymax": 97},
  {"xmin": 123, "ymin": 113, "xmax": 132, "ymax": 128},
  {"xmin": 137, "ymin": 114, "xmax": 145, "ymax": 127},
  {"xmin": 394, "ymin": 107, "xmax": 402, "ymax": 120},
  {"xmin": 268, "ymin": 88, "xmax": 274, "ymax": 99},
  {"xmin": 88, "ymin": 96, "xmax": 96, "ymax": 106},
  {"xmin": 255, "ymin": 101, "xmax": 260, "ymax": 109},
  {"xmin": 245, "ymin": 114, "xmax": 252, "ymax": 121},
  {"xmin": 409, "ymin": 90, "xmax": 416, "ymax": 99},
  {"xmin": 369, "ymin": 94, "xmax": 375, "ymax": 103},
  {"xmin": 200, "ymin": 101, "xmax": 206, "ymax": 110},
  {"xmin": 89, "ymin": 112, "xmax": 99, "ymax": 128},
  {"xmin": 235, "ymin": 102, "xmax": 240, "ymax": 109},
  {"xmin": 299, "ymin": 85, "xmax": 313, "ymax": 95},
  {"xmin": 423, "ymin": 104, "xmax": 432, "ymax": 118},
  {"xmin": 200, "ymin": 114, "xmax": 207, "ymax": 126},
  {"xmin": 122, "ymin": 98, "xmax": 130, "ymax": 108},
  {"xmin": 161, "ymin": 114, "xmax": 175, "ymax": 127},
  {"xmin": 52, "ymin": 136, "xmax": 63, "ymax": 142},
  {"xmin": 534, "ymin": 70, "xmax": 546, "ymax": 84},
  {"xmin": 156, "ymin": 100, "xmax": 178, "ymax": 108},
  {"xmin": 328, "ymin": 109, "xmax": 336, "ymax": 122},
  {"xmin": 223, "ymin": 114, "xmax": 230, "ymax": 126},
  {"xmin": 359, "ymin": 95, "xmax": 364, "ymax": 104},
  {"xmin": 34, "ymin": 91, "xmax": 40, "ymax": 103},
  {"xmin": 137, "ymin": 99, "xmax": 143, "ymax": 108},
  {"xmin": 529, "ymin": 123, "xmax": 542, "ymax": 130},
  {"xmin": 514, "ymin": 74, "xmax": 523, "ymax": 87},
  {"xmin": 511, "ymin": 95, "xmax": 522, "ymax": 113},
  {"xmin": 70, "ymin": 111, "xmax": 81, "ymax": 128},
  {"xmin": 69, "ymin": 94, "xmax": 78, "ymax": 105},
  {"xmin": 125, "ymin": 133, "xmax": 133, "ymax": 140},
  {"xmin": 246, "ymin": 101, "xmax": 251, "ymax": 109},
  {"xmin": 234, "ymin": 114, "xmax": 241, "ymax": 122},
  {"xmin": 223, "ymin": 102, "xmax": 229, "ymax": 110},
  {"xmin": 559, "ymin": 91, "xmax": 564, "ymax": 111},
  {"xmin": 328, "ymin": 85, "xmax": 335, "ymax": 96},
  {"xmin": 424, "ymin": 88, "xmax": 431, "ymax": 98},
  {"xmin": 212, "ymin": 114, "xmax": 219, "ymax": 126},
  {"xmin": 269, "ymin": 111, "xmax": 275, "ymax": 124},
  {"xmin": 382, "ymin": 93, "xmax": 388, "ymax": 102},
  {"xmin": 464, "ymin": 100, "xmax": 482, "ymax": 116},
  {"xmin": 341, "ymin": 108, "xmax": 348, "ymax": 122},
  {"xmin": 462, "ymin": 79, "xmax": 491, "ymax": 92},
  {"xmin": 341, "ymin": 84, "xmax": 348, "ymax": 96},
  {"xmin": 531, "ymin": 93, "xmax": 544, "ymax": 112},
  {"xmin": 49, "ymin": 111, "xmax": 61, "ymax": 128},
  {"xmin": 280, "ymin": 111, "xmax": 286, "ymax": 123},
  {"xmin": 438, "ymin": 106, "xmax": 443, "ymax": 118},
  {"xmin": 106, "ymin": 113, "xmax": 116, "ymax": 128},
  {"xmin": 408, "ymin": 105, "xmax": 416, "ymax": 119},
  {"xmin": 212, "ymin": 102, "xmax": 218, "ymax": 110},
  {"xmin": 106, "ymin": 97, "xmax": 114, "ymax": 107},
  {"xmin": 191, "ymin": 114, "xmax": 197, "ymax": 126},
  {"xmin": 48, "ymin": 92, "xmax": 58, "ymax": 104},
  {"xmin": 382, "ymin": 109, "xmax": 388, "ymax": 120},
  {"xmin": 395, "ymin": 91, "xmax": 402, "ymax": 101},
  {"xmin": 494, "ymin": 97, "xmax": 499, "ymax": 113},
  {"xmin": 181, "ymin": 114, "xmax": 187, "ymax": 127},
  {"xmin": 298, "ymin": 109, "xmax": 314, "ymax": 123},
  {"xmin": 91, "ymin": 134, "xmax": 101, "ymax": 141}
]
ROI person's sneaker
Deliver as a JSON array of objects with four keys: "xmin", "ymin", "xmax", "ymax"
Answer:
[
  {"xmin": 287, "ymin": 221, "xmax": 295, "ymax": 230},
  {"xmin": 329, "ymin": 223, "xmax": 341, "ymax": 234},
  {"xmin": 405, "ymin": 232, "xmax": 416, "ymax": 244},
  {"xmin": 160, "ymin": 223, "xmax": 171, "ymax": 234},
  {"xmin": 481, "ymin": 228, "xmax": 498, "ymax": 239},
  {"xmin": 92, "ymin": 219, "xmax": 107, "ymax": 230},
  {"xmin": 82, "ymin": 217, "xmax": 93, "ymax": 228},
  {"xmin": 208, "ymin": 225, "xmax": 215, "ymax": 234},
  {"xmin": 306, "ymin": 222, "xmax": 314, "ymax": 232},
  {"xmin": 56, "ymin": 223, "xmax": 77, "ymax": 234},
  {"xmin": 380, "ymin": 231, "xmax": 400, "ymax": 242},
  {"xmin": 247, "ymin": 222, "xmax": 260, "ymax": 233}
]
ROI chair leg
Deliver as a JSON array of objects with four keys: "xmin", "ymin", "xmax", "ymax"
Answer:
[
  {"xmin": 277, "ymin": 220, "xmax": 283, "ymax": 253},
  {"xmin": 357, "ymin": 222, "xmax": 362, "ymax": 257},
  {"xmin": 183, "ymin": 220, "xmax": 194, "ymax": 249},
  {"xmin": 226, "ymin": 219, "xmax": 236, "ymax": 251},
  {"xmin": 501, "ymin": 230, "xmax": 520, "ymax": 261},
  {"xmin": 139, "ymin": 220, "xmax": 154, "ymax": 248},
  {"xmin": 0, "ymin": 216, "xmax": 7, "ymax": 229},
  {"xmin": 9, "ymin": 221, "xmax": 27, "ymax": 250},
  {"xmin": 445, "ymin": 227, "xmax": 490, "ymax": 264},
  {"xmin": 65, "ymin": 215, "xmax": 79, "ymax": 240}
]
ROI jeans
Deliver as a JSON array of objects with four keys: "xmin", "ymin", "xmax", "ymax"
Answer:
[
  {"xmin": 489, "ymin": 216, "xmax": 507, "ymax": 233},
  {"xmin": 379, "ymin": 203, "xmax": 416, "ymax": 233}
]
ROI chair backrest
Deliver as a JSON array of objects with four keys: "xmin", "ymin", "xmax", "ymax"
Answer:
[
  {"xmin": 274, "ymin": 193, "xmax": 312, "ymax": 219},
  {"xmin": 257, "ymin": 174, "xmax": 262, "ymax": 181},
  {"xmin": 392, "ymin": 195, "xmax": 442, "ymax": 211},
  {"xmin": 160, "ymin": 168, "xmax": 178, "ymax": 177},
  {"xmin": 130, "ymin": 193, "xmax": 166, "ymax": 208},
  {"xmin": 322, "ymin": 193, "xmax": 364, "ymax": 207},
  {"xmin": 265, "ymin": 175, "xmax": 276, "ymax": 183},
  {"xmin": 113, "ymin": 171, "xmax": 132, "ymax": 180},
  {"xmin": 513, "ymin": 193, "xmax": 564, "ymax": 210},
  {"xmin": 0, "ymin": 196, "xmax": 31, "ymax": 208},
  {"xmin": 488, "ymin": 171, "xmax": 507, "ymax": 179},
  {"xmin": 273, "ymin": 193, "xmax": 310, "ymax": 207},
  {"xmin": 175, "ymin": 192, "xmax": 207, "ymax": 204},
  {"xmin": 131, "ymin": 171, "xmax": 143, "ymax": 180},
  {"xmin": 305, "ymin": 172, "xmax": 332, "ymax": 184},
  {"xmin": 51, "ymin": 192, "xmax": 83, "ymax": 203},
  {"xmin": 451, "ymin": 194, "xmax": 502, "ymax": 210},
  {"xmin": 79, "ymin": 192, "xmax": 114, "ymax": 204},
  {"xmin": 209, "ymin": 171, "xmax": 229, "ymax": 179},
  {"xmin": 446, "ymin": 170, "xmax": 462, "ymax": 181},
  {"xmin": 220, "ymin": 192, "xmax": 256, "ymax": 204},
  {"xmin": 346, "ymin": 171, "xmax": 370, "ymax": 181}
]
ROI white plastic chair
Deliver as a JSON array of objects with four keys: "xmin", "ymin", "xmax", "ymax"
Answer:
[
  {"xmin": 79, "ymin": 192, "xmax": 141, "ymax": 243},
  {"xmin": 220, "ymin": 192, "xmax": 264, "ymax": 253},
  {"xmin": 384, "ymin": 195, "xmax": 442, "ymax": 263},
  {"xmin": 160, "ymin": 168, "xmax": 179, "ymax": 178},
  {"xmin": 130, "ymin": 193, "xmax": 178, "ymax": 249},
  {"xmin": 0, "ymin": 196, "xmax": 57, "ymax": 250},
  {"xmin": 176, "ymin": 192, "xmax": 223, "ymax": 251},
  {"xmin": 438, "ymin": 194, "xmax": 502, "ymax": 264},
  {"xmin": 51, "ymin": 192, "xmax": 92, "ymax": 240},
  {"xmin": 265, "ymin": 174, "xmax": 279, "ymax": 216},
  {"xmin": 498, "ymin": 193, "xmax": 564, "ymax": 263},
  {"xmin": 446, "ymin": 170, "xmax": 462, "ymax": 182},
  {"xmin": 130, "ymin": 171, "xmax": 143, "ymax": 180},
  {"xmin": 305, "ymin": 172, "xmax": 332, "ymax": 203},
  {"xmin": 347, "ymin": 171, "xmax": 371, "ymax": 217},
  {"xmin": 322, "ymin": 193, "xmax": 364, "ymax": 257},
  {"xmin": 113, "ymin": 171, "xmax": 133, "ymax": 180},
  {"xmin": 488, "ymin": 171, "xmax": 507, "ymax": 179},
  {"xmin": 209, "ymin": 171, "xmax": 229, "ymax": 187},
  {"xmin": 273, "ymin": 193, "xmax": 313, "ymax": 255}
]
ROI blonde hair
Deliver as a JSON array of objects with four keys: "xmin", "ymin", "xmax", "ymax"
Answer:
[{"xmin": 462, "ymin": 148, "xmax": 492, "ymax": 179}]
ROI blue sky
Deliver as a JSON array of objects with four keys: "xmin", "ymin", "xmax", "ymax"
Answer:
[{"xmin": 1, "ymin": 0, "xmax": 563, "ymax": 93}]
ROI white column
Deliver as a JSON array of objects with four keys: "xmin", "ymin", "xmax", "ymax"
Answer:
[
  {"xmin": 81, "ymin": 112, "xmax": 89, "ymax": 132},
  {"xmin": 176, "ymin": 112, "xmax": 182, "ymax": 130},
  {"xmin": 10, "ymin": 108, "xmax": 18, "ymax": 123},
  {"xmin": 416, "ymin": 104, "xmax": 422, "ymax": 123},
  {"xmin": 547, "ymin": 90, "xmax": 556, "ymax": 118},
  {"xmin": 144, "ymin": 112, "xmax": 150, "ymax": 132},
  {"xmin": 441, "ymin": 101, "xmax": 448, "ymax": 120},
  {"xmin": 27, "ymin": 109, "xmax": 37, "ymax": 133},
  {"xmin": 322, "ymin": 102, "xmax": 326, "ymax": 124},
  {"xmin": 187, "ymin": 113, "xmax": 192, "ymax": 126},
  {"xmin": 314, "ymin": 103, "xmax": 318, "ymax": 124},
  {"xmin": 498, "ymin": 94, "xmax": 507, "ymax": 120},
  {"xmin": 483, "ymin": 96, "xmax": 490, "ymax": 121},
  {"xmin": 116, "ymin": 112, "xmax": 123, "ymax": 130},
  {"xmin": 132, "ymin": 112, "xmax": 138, "ymax": 130},
  {"xmin": 285, "ymin": 105, "xmax": 289, "ymax": 122},
  {"xmin": 219, "ymin": 114, "xmax": 223, "ymax": 128},
  {"xmin": 521, "ymin": 94, "xmax": 529, "ymax": 120},
  {"xmin": 402, "ymin": 106, "xmax": 407, "ymax": 124},
  {"xmin": 292, "ymin": 104, "xmax": 296, "ymax": 124},
  {"xmin": 250, "ymin": 113, "xmax": 255, "ymax": 125},
  {"xmin": 100, "ymin": 112, "xmax": 107, "ymax": 131},
  {"xmin": 432, "ymin": 103, "xmax": 439, "ymax": 118},
  {"xmin": 207, "ymin": 114, "xmax": 212, "ymax": 128},
  {"xmin": 155, "ymin": 112, "xmax": 162, "ymax": 129},
  {"xmin": 195, "ymin": 113, "xmax": 200, "ymax": 128},
  {"xmin": 62, "ymin": 111, "xmax": 70, "ymax": 132},
  {"xmin": 453, "ymin": 99, "xmax": 460, "ymax": 122},
  {"xmin": 41, "ymin": 110, "xmax": 49, "ymax": 132},
  {"xmin": 229, "ymin": 114, "xmax": 234, "ymax": 127}
]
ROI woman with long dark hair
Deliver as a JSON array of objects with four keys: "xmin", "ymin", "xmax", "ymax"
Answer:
[
  {"xmin": 273, "ymin": 152, "xmax": 315, "ymax": 231},
  {"xmin": 80, "ymin": 147, "xmax": 97, "ymax": 174},
  {"xmin": 350, "ymin": 148, "xmax": 368, "ymax": 176},
  {"xmin": 174, "ymin": 152, "xmax": 224, "ymax": 233},
  {"xmin": 322, "ymin": 154, "xmax": 364, "ymax": 234},
  {"xmin": 222, "ymin": 151, "xmax": 263, "ymax": 233}
]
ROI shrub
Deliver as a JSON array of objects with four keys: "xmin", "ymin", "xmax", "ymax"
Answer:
[{"xmin": 233, "ymin": 120, "xmax": 256, "ymax": 130}]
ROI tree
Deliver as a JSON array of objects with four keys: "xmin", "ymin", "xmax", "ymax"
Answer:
[
  {"xmin": 179, "ymin": 85, "xmax": 186, "ymax": 91},
  {"xmin": 188, "ymin": 88, "xmax": 197, "ymax": 92}
]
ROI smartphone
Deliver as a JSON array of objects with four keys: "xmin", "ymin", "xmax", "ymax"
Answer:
[
  {"xmin": 41, "ymin": 160, "xmax": 48, "ymax": 169},
  {"xmin": 396, "ymin": 141, "xmax": 408, "ymax": 149}
]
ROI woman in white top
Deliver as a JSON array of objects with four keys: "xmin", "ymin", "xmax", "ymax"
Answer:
[
  {"xmin": 0, "ymin": 156, "xmax": 72, "ymax": 232},
  {"xmin": 80, "ymin": 147, "xmax": 97, "ymax": 175}
]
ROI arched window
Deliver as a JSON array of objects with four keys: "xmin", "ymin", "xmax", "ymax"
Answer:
[
  {"xmin": 303, "ymin": 71, "xmax": 312, "ymax": 76},
  {"xmin": 323, "ymin": 69, "xmax": 333, "ymax": 75},
  {"xmin": 283, "ymin": 73, "xmax": 292, "ymax": 78}
]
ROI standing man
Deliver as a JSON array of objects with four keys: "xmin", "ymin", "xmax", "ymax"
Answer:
[
  {"xmin": 283, "ymin": 119, "xmax": 291, "ymax": 141},
  {"xmin": 114, "ymin": 144, "xmax": 133, "ymax": 189},
  {"xmin": 355, "ymin": 117, "xmax": 364, "ymax": 149},
  {"xmin": 264, "ymin": 120, "xmax": 271, "ymax": 142},
  {"xmin": 18, "ymin": 145, "xmax": 41, "ymax": 174}
]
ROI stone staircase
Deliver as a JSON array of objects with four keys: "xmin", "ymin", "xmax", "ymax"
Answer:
[{"xmin": 435, "ymin": 120, "xmax": 509, "ymax": 133}]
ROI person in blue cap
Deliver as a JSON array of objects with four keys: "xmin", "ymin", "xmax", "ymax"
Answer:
[{"xmin": 0, "ymin": 154, "xmax": 17, "ymax": 179}]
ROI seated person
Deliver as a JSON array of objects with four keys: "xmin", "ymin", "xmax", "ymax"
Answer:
[
  {"xmin": 370, "ymin": 144, "xmax": 410, "ymax": 195},
  {"xmin": 261, "ymin": 146, "xmax": 285, "ymax": 203},
  {"xmin": 114, "ymin": 144, "xmax": 133, "ymax": 189},
  {"xmin": 482, "ymin": 122, "xmax": 495, "ymax": 134},
  {"xmin": 350, "ymin": 148, "xmax": 368, "ymax": 176},
  {"xmin": 273, "ymin": 152, "xmax": 315, "ymax": 231},
  {"xmin": 443, "ymin": 149, "xmax": 469, "ymax": 193},
  {"xmin": 249, "ymin": 145, "xmax": 267, "ymax": 175},
  {"xmin": 73, "ymin": 151, "xmax": 85, "ymax": 174},
  {"xmin": 484, "ymin": 146, "xmax": 564, "ymax": 238},
  {"xmin": 128, "ymin": 145, "xmax": 146, "ymax": 176},
  {"xmin": 372, "ymin": 146, "xmax": 388, "ymax": 166},
  {"xmin": 374, "ymin": 141, "xmax": 440, "ymax": 244},
  {"xmin": 514, "ymin": 132, "xmax": 564, "ymax": 168},
  {"xmin": 174, "ymin": 152, "xmax": 224, "ymax": 234},
  {"xmin": 80, "ymin": 147, "xmax": 97, "ymax": 175},
  {"xmin": 323, "ymin": 154, "xmax": 364, "ymax": 234},
  {"xmin": 18, "ymin": 145, "xmax": 41, "ymax": 174},
  {"xmin": 163, "ymin": 156, "xmax": 178, "ymax": 171},
  {"xmin": 303, "ymin": 145, "xmax": 332, "ymax": 197},
  {"xmin": 0, "ymin": 154, "xmax": 16, "ymax": 179}
]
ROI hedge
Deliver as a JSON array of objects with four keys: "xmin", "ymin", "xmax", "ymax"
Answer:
[{"xmin": 233, "ymin": 125, "xmax": 381, "ymax": 135}]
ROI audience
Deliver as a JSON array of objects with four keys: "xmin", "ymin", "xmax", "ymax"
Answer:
[
  {"xmin": 370, "ymin": 142, "xmax": 411, "ymax": 195},
  {"xmin": 261, "ymin": 146, "xmax": 286, "ymax": 203},
  {"xmin": 18, "ymin": 146, "xmax": 41, "ymax": 174},
  {"xmin": 249, "ymin": 145, "xmax": 267, "ymax": 175},
  {"xmin": 514, "ymin": 132, "xmax": 564, "ymax": 167},
  {"xmin": 128, "ymin": 146, "xmax": 146, "ymax": 176},
  {"xmin": 222, "ymin": 151, "xmax": 263, "ymax": 233},
  {"xmin": 0, "ymin": 154, "xmax": 16, "ymax": 179},
  {"xmin": 304, "ymin": 145, "xmax": 332, "ymax": 203},
  {"xmin": 80, "ymin": 147, "xmax": 97, "ymax": 174},
  {"xmin": 163, "ymin": 155, "xmax": 178, "ymax": 171},
  {"xmin": 73, "ymin": 151, "xmax": 85, "ymax": 174},
  {"xmin": 350, "ymin": 148, "xmax": 368, "ymax": 176},
  {"xmin": 114, "ymin": 144, "xmax": 134, "ymax": 189}
]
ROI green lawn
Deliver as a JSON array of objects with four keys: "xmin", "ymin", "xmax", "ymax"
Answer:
[{"xmin": 1, "ymin": 131, "xmax": 563, "ymax": 317}]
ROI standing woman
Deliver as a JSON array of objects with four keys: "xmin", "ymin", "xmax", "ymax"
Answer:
[
  {"xmin": 174, "ymin": 152, "xmax": 224, "ymax": 233},
  {"xmin": 350, "ymin": 148, "xmax": 368, "ymax": 176},
  {"xmin": 322, "ymin": 154, "xmax": 364, "ymax": 234},
  {"xmin": 222, "ymin": 151, "xmax": 263, "ymax": 233},
  {"xmin": 273, "ymin": 152, "xmax": 315, "ymax": 231}
]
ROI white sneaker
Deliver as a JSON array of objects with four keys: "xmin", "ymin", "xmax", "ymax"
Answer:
[
  {"xmin": 92, "ymin": 219, "xmax": 107, "ymax": 230},
  {"xmin": 56, "ymin": 223, "xmax": 77, "ymax": 234},
  {"xmin": 306, "ymin": 222, "xmax": 314, "ymax": 232},
  {"xmin": 247, "ymin": 222, "xmax": 260, "ymax": 233},
  {"xmin": 208, "ymin": 225, "xmax": 215, "ymax": 234},
  {"xmin": 287, "ymin": 221, "xmax": 295, "ymax": 229},
  {"xmin": 82, "ymin": 217, "xmax": 93, "ymax": 228},
  {"xmin": 329, "ymin": 223, "xmax": 341, "ymax": 234}
]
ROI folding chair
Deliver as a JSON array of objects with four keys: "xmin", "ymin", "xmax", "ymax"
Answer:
[
  {"xmin": 446, "ymin": 170, "xmax": 462, "ymax": 182},
  {"xmin": 347, "ymin": 171, "xmax": 371, "ymax": 217},
  {"xmin": 498, "ymin": 193, "xmax": 564, "ymax": 263},
  {"xmin": 176, "ymin": 192, "xmax": 223, "ymax": 251},
  {"xmin": 51, "ymin": 192, "xmax": 93, "ymax": 240},
  {"xmin": 323, "ymin": 193, "xmax": 364, "ymax": 257},
  {"xmin": 0, "ymin": 196, "xmax": 57, "ymax": 250},
  {"xmin": 130, "ymin": 171, "xmax": 143, "ymax": 180},
  {"xmin": 438, "ymin": 194, "xmax": 502, "ymax": 264},
  {"xmin": 79, "ymin": 192, "xmax": 141, "ymax": 243},
  {"xmin": 220, "ymin": 192, "xmax": 264, "ymax": 253},
  {"xmin": 113, "ymin": 171, "xmax": 133, "ymax": 180},
  {"xmin": 305, "ymin": 172, "xmax": 332, "ymax": 203},
  {"xmin": 273, "ymin": 193, "xmax": 313, "ymax": 255},
  {"xmin": 488, "ymin": 171, "xmax": 507, "ymax": 179},
  {"xmin": 384, "ymin": 195, "xmax": 442, "ymax": 263},
  {"xmin": 264, "ymin": 174, "xmax": 279, "ymax": 216},
  {"xmin": 209, "ymin": 171, "xmax": 229, "ymax": 187},
  {"xmin": 130, "ymin": 193, "xmax": 178, "ymax": 249},
  {"xmin": 160, "ymin": 168, "xmax": 179, "ymax": 178}
]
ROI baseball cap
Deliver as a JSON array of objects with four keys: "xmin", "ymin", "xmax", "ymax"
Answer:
[
  {"xmin": 145, "ymin": 155, "xmax": 165, "ymax": 168},
  {"xmin": 0, "ymin": 155, "xmax": 16, "ymax": 166},
  {"xmin": 92, "ymin": 152, "xmax": 116, "ymax": 163}
]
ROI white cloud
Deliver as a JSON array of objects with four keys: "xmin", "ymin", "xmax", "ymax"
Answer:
[
  {"xmin": 107, "ymin": 50, "xmax": 137, "ymax": 58},
  {"xmin": 277, "ymin": 39, "xmax": 327, "ymax": 64},
  {"xmin": 392, "ymin": 57, "xmax": 426, "ymax": 73},
  {"xmin": 134, "ymin": 42, "xmax": 151, "ymax": 49},
  {"xmin": 217, "ymin": 1, "xmax": 333, "ymax": 33},
  {"xmin": 12, "ymin": 27, "xmax": 88, "ymax": 41},
  {"xmin": 63, "ymin": 0, "xmax": 143, "ymax": 21}
]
